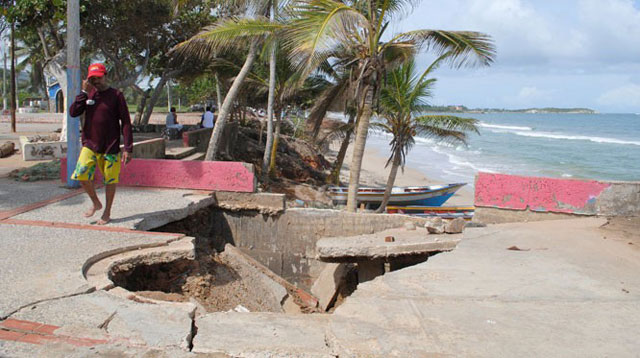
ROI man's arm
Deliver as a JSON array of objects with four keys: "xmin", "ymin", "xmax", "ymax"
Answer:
[
  {"xmin": 117, "ymin": 91, "xmax": 134, "ymax": 157},
  {"xmin": 69, "ymin": 80, "xmax": 94, "ymax": 117}
]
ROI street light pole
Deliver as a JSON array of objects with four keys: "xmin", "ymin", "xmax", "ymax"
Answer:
[
  {"xmin": 10, "ymin": 20, "xmax": 16, "ymax": 133},
  {"xmin": 3, "ymin": 40, "xmax": 6, "ymax": 111},
  {"xmin": 66, "ymin": 0, "xmax": 81, "ymax": 188}
]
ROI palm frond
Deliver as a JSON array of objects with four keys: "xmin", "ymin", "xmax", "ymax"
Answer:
[
  {"xmin": 392, "ymin": 30, "xmax": 496, "ymax": 68},
  {"xmin": 284, "ymin": 0, "xmax": 367, "ymax": 75},
  {"xmin": 171, "ymin": 17, "xmax": 280, "ymax": 60},
  {"xmin": 414, "ymin": 115, "xmax": 479, "ymax": 145}
]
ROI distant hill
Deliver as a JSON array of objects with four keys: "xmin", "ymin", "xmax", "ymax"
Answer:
[{"xmin": 422, "ymin": 105, "xmax": 597, "ymax": 114}]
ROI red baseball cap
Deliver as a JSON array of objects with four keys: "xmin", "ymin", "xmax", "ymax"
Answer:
[{"xmin": 87, "ymin": 63, "xmax": 107, "ymax": 79}]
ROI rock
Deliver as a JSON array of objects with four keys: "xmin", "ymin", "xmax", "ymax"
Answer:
[
  {"xmin": 404, "ymin": 222, "xmax": 417, "ymax": 231},
  {"xmin": 445, "ymin": 218, "xmax": 466, "ymax": 234},
  {"xmin": 425, "ymin": 217, "xmax": 445, "ymax": 234},
  {"xmin": 0, "ymin": 141, "xmax": 15, "ymax": 158}
]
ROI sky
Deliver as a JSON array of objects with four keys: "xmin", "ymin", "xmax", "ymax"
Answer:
[{"xmin": 390, "ymin": 0, "xmax": 640, "ymax": 113}]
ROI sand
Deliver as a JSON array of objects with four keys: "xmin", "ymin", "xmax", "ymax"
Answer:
[{"xmin": 335, "ymin": 141, "xmax": 474, "ymax": 206}]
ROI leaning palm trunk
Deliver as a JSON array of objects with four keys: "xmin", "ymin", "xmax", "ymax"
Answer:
[
  {"xmin": 346, "ymin": 85, "xmax": 373, "ymax": 212},
  {"xmin": 214, "ymin": 73, "xmax": 223, "ymax": 111},
  {"xmin": 140, "ymin": 76, "xmax": 169, "ymax": 125},
  {"xmin": 205, "ymin": 39, "xmax": 259, "ymax": 161},
  {"xmin": 268, "ymin": 110, "xmax": 282, "ymax": 176},
  {"xmin": 375, "ymin": 149, "xmax": 402, "ymax": 213},
  {"xmin": 262, "ymin": 0, "xmax": 277, "ymax": 180},
  {"xmin": 326, "ymin": 112, "xmax": 355, "ymax": 184}
]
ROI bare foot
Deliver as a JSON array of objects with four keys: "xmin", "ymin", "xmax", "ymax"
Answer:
[
  {"xmin": 96, "ymin": 216, "xmax": 110, "ymax": 225},
  {"xmin": 84, "ymin": 203, "xmax": 103, "ymax": 218}
]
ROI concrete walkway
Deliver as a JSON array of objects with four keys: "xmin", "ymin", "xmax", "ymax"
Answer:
[{"xmin": 1, "ymin": 177, "xmax": 639, "ymax": 357}]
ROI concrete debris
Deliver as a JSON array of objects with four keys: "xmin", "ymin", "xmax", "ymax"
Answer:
[
  {"xmin": 445, "ymin": 218, "xmax": 466, "ymax": 234},
  {"xmin": 403, "ymin": 221, "xmax": 417, "ymax": 230},
  {"xmin": 311, "ymin": 263, "xmax": 349, "ymax": 311},
  {"xmin": 424, "ymin": 217, "xmax": 445, "ymax": 234}
]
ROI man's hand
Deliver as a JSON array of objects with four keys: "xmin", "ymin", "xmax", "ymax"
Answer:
[
  {"xmin": 82, "ymin": 79, "xmax": 95, "ymax": 93},
  {"xmin": 122, "ymin": 151, "xmax": 131, "ymax": 165}
]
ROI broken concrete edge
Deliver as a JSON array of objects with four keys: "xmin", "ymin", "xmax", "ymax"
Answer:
[
  {"xmin": 223, "ymin": 244, "xmax": 320, "ymax": 310},
  {"xmin": 133, "ymin": 195, "xmax": 218, "ymax": 231},
  {"xmin": 316, "ymin": 246, "xmax": 459, "ymax": 263},
  {"xmin": 212, "ymin": 191, "xmax": 286, "ymax": 215},
  {"xmin": 81, "ymin": 235, "xmax": 187, "ymax": 280}
]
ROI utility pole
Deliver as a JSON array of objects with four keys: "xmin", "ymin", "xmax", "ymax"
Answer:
[
  {"xmin": 3, "ymin": 40, "xmax": 6, "ymax": 111},
  {"xmin": 10, "ymin": 20, "xmax": 16, "ymax": 132},
  {"xmin": 66, "ymin": 0, "xmax": 81, "ymax": 188}
]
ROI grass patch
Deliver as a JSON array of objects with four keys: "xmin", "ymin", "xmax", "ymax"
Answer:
[{"xmin": 9, "ymin": 159, "xmax": 60, "ymax": 182}]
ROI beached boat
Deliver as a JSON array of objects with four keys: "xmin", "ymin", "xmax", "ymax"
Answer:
[
  {"xmin": 386, "ymin": 205, "xmax": 475, "ymax": 221},
  {"xmin": 328, "ymin": 183, "xmax": 466, "ymax": 207}
]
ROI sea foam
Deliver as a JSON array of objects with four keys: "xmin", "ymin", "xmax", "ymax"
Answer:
[{"xmin": 510, "ymin": 131, "xmax": 640, "ymax": 146}]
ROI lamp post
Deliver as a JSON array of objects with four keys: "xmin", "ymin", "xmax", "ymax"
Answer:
[
  {"xmin": 66, "ymin": 0, "xmax": 81, "ymax": 188},
  {"xmin": 9, "ymin": 20, "xmax": 15, "ymax": 132}
]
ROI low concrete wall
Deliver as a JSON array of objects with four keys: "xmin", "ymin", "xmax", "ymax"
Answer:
[
  {"xmin": 120, "ymin": 138, "xmax": 165, "ymax": 159},
  {"xmin": 183, "ymin": 128, "xmax": 212, "ymax": 152},
  {"xmin": 207, "ymin": 209, "xmax": 429, "ymax": 290},
  {"xmin": 20, "ymin": 136, "xmax": 67, "ymax": 161},
  {"xmin": 61, "ymin": 158, "xmax": 256, "ymax": 192},
  {"xmin": 474, "ymin": 172, "xmax": 640, "ymax": 222}
]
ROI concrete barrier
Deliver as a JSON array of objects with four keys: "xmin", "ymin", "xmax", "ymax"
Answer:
[
  {"xmin": 183, "ymin": 128, "xmax": 212, "ymax": 152},
  {"xmin": 120, "ymin": 138, "xmax": 165, "ymax": 159},
  {"xmin": 61, "ymin": 158, "xmax": 256, "ymax": 192},
  {"xmin": 20, "ymin": 136, "xmax": 67, "ymax": 161},
  {"xmin": 474, "ymin": 172, "xmax": 640, "ymax": 221}
]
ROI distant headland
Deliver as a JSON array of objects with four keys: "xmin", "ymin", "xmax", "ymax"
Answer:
[{"xmin": 423, "ymin": 105, "xmax": 597, "ymax": 114}]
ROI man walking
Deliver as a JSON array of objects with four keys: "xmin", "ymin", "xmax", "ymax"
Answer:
[{"xmin": 69, "ymin": 63, "xmax": 133, "ymax": 225}]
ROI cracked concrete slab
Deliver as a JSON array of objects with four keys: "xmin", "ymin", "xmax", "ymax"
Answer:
[
  {"xmin": 11, "ymin": 187, "xmax": 215, "ymax": 230},
  {"xmin": 0, "ymin": 223, "xmax": 177, "ymax": 319},
  {"xmin": 0, "ymin": 179, "xmax": 74, "ymax": 213},
  {"xmin": 192, "ymin": 312, "xmax": 334, "ymax": 357},
  {"xmin": 326, "ymin": 218, "xmax": 640, "ymax": 357},
  {"xmin": 0, "ymin": 340, "xmax": 232, "ymax": 358},
  {"xmin": 316, "ymin": 227, "xmax": 461, "ymax": 262},
  {"xmin": 9, "ymin": 291, "xmax": 195, "ymax": 350}
]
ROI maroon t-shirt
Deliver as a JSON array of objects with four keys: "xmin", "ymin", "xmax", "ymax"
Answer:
[{"xmin": 69, "ymin": 87, "xmax": 133, "ymax": 154}]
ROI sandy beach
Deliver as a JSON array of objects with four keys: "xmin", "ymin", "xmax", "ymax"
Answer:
[{"xmin": 334, "ymin": 141, "xmax": 475, "ymax": 206}]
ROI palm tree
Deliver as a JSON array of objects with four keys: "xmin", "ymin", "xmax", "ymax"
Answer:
[
  {"xmin": 373, "ymin": 58, "xmax": 479, "ymax": 213},
  {"xmin": 285, "ymin": 0, "xmax": 495, "ymax": 212}
]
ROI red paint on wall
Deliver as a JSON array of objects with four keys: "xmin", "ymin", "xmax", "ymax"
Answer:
[
  {"xmin": 475, "ymin": 173, "xmax": 610, "ymax": 214},
  {"xmin": 61, "ymin": 158, "xmax": 255, "ymax": 192}
]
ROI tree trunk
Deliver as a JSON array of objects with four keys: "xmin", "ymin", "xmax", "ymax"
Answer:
[
  {"xmin": 326, "ymin": 112, "xmax": 355, "ymax": 184},
  {"xmin": 134, "ymin": 89, "xmax": 151, "ymax": 126},
  {"xmin": 375, "ymin": 149, "xmax": 401, "ymax": 213},
  {"xmin": 205, "ymin": 39, "xmax": 259, "ymax": 161},
  {"xmin": 269, "ymin": 109, "xmax": 282, "ymax": 176},
  {"xmin": 262, "ymin": 0, "xmax": 277, "ymax": 180},
  {"xmin": 346, "ymin": 84, "xmax": 373, "ymax": 212},
  {"xmin": 139, "ymin": 76, "xmax": 169, "ymax": 125},
  {"xmin": 215, "ymin": 72, "xmax": 223, "ymax": 111}
]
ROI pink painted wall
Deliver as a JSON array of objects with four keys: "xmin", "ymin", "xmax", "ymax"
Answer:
[
  {"xmin": 475, "ymin": 172, "xmax": 611, "ymax": 214},
  {"xmin": 61, "ymin": 158, "xmax": 255, "ymax": 192}
]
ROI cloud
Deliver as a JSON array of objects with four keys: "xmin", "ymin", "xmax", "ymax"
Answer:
[
  {"xmin": 503, "ymin": 86, "xmax": 556, "ymax": 107},
  {"xmin": 597, "ymin": 84, "xmax": 640, "ymax": 108}
]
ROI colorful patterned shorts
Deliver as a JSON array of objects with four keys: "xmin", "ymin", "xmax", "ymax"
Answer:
[{"xmin": 71, "ymin": 147, "xmax": 121, "ymax": 184}]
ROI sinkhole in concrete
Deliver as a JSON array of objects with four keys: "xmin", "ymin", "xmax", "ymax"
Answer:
[
  {"xmin": 122, "ymin": 206, "xmax": 453, "ymax": 313},
  {"xmin": 109, "ymin": 247, "xmax": 315, "ymax": 314}
]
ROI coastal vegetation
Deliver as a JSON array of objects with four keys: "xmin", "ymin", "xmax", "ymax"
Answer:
[
  {"xmin": 372, "ymin": 58, "xmax": 479, "ymax": 212},
  {"xmin": 2, "ymin": 0, "xmax": 495, "ymax": 212},
  {"xmin": 423, "ymin": 105, "xmax": 596, "ymax": 114}
]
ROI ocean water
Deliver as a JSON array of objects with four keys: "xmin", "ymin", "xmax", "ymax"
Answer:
[{"xmin": 366, "ymin": 112, "xmax": 640, "ymax": 186}]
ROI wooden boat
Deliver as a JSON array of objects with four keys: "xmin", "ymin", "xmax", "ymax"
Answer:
[
  {"xmin": 386, "ymin": 205, "xmax": 475, "ymax": 221},
  {"xmin": 328, "ymin": 183, "xmax": 466, "ymax": 207}
]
